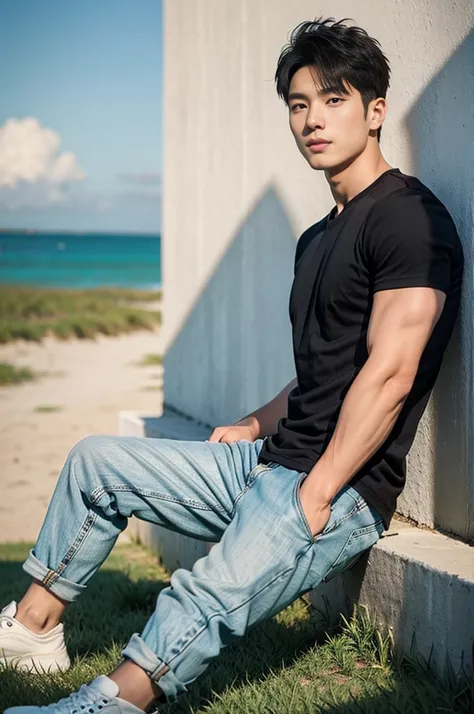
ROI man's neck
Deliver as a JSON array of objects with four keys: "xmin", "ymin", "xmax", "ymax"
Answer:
[{"xmin": 325, "ymin": 150, "xmax": 393, "ymax": 217}]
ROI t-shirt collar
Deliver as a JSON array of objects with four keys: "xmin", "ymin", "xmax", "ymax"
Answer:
[{"xmin": 327, "ymin": 168, "xmax": 400, "ymax": 224}]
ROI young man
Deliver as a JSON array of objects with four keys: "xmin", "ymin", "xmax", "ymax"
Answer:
[{"xmin": 1, "ymin": 17, "xmax": 464, "ymax": 713}]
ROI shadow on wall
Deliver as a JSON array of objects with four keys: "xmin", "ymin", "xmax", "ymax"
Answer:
[
  {"xmin": 313, "ymin": 32, "xmax": 474, "ymax": 681},
  {"xmin": 405, "ymin": 29, "xmax": 474, "ymax": 542},
  {"xmin": 392, "ymin": 29, "xmax": 474, "ymax": 677},
  {"xmin": 163, "ymin": 183, "xmax": 298, "ymax": 428}
]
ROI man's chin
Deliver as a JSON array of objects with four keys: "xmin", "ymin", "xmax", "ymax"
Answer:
[
  {"xmin": 307, "ymin": 152, "xmax": 358, "ymax": 175},
  {"xmin": 307, "ymin": 155, "xmax": 335, "ymax": 171}
]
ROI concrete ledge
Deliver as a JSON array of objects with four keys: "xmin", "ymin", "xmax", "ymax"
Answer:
[
  {"xmin": 118, "ymin": 408, "xmax": 211, "ymax": 441},
  {"xmin": 310, "ymin": 519, "xmax": 474, "ymax": 677},
  {"xmin": 118, "ymin": 409, "xmax": 474, "ymax": 677}
]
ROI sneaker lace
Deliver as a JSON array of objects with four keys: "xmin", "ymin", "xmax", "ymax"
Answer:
[{"xmin": 42, "ymin": 684, "xmax": 110, "ymax": 714}]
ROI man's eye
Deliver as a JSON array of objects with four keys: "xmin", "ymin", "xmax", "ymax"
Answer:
[
  {"xmin": 328, "ymin": 97, "xmax": 342, "ymax": 105},
  {"xmin": 290, "ymin": 103, "xmax": 306, "ymax": 111}
]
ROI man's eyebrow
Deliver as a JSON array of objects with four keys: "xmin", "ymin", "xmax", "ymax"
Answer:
[{"xmin": 288, "ymin": 88, "xmax": 344, "ymax": 101}]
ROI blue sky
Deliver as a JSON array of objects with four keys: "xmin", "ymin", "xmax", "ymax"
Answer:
[{"xmin": 0, "ymin": 0, "xmax": 162, "ymax": 234}]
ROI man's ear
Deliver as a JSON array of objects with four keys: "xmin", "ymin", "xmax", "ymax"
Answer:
[{"xmin": 369, "ymin": 97, "xmax": 387, "ymax": 133}]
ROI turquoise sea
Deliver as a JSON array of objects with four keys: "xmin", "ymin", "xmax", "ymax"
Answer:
[{"xmin": 0, "ymin": 232, "xmax": 161, "ymax": 290}]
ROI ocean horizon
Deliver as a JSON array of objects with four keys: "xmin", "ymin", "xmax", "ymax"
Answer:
[{"xmin": 0, "ymin": 231, "xmax": 161, "ymax": 290}]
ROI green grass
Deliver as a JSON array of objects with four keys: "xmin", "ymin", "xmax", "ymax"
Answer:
[
  {"xmin": 0, "ymin": 542, "xmax": 471, "ymax": 713},
  {"xmin": 137, "ymin": 352, "xmax": 163, "ymax": 366},
  {"xmin": 0, "ymin": 286, "xmax": 162, "ymax": 344},
  {"xmin": 33, "ymin": 404, "xmax": 63, "ymax": 413},
  {"xmin": 0, "ymin": 361, "xmax": 36, "ymax": 386}
]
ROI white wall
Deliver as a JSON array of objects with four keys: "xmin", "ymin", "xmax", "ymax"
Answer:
[{"xmin": 162, "ymin": 0, "xmax": 474, "ymax": 540}]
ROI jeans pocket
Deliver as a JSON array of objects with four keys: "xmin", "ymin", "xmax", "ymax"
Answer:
[
  {"xmin": 293, "ymin": 473, "xmax": 336, "ymax": 544},
  {"xmin": 322, "ymin": 520, "xmax": 384, "ymax": 583},
  {"xmin": 246, "ymin": 462, "xmax": 274, "ymax": 487},
  {"xmin": 293, "ymin": 474, "xmax": 364, "ymax": 545}
]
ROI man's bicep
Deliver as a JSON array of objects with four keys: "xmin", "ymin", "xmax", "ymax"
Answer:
[{"xmin": 366, "ymin": 286, "xmax": 446, "ymax": 385}]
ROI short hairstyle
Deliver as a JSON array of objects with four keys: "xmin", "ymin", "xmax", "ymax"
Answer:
[{"xmin": 275, "ymin": 17, "xmax": 391, "ymax": 141}]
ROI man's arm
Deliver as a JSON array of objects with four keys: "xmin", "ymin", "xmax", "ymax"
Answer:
[
  {"xmin": 299, "ymin": 286, "xmax": 446, "ymax": 536},
  {"xmin": 209, "ymin": 377, "xmax": 297, "ymax": 443},
  {"xmin": 235, "ymin": 377, "xmax": 298, "ymax": 438}
]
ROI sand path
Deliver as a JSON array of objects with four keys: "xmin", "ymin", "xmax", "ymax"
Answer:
[{"xmin": 0, "ymin": 329, "xmax": 163, "ymax": 543}]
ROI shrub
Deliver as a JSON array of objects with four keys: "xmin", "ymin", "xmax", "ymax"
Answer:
[{"xmin": 0, "ymin": 362, "xmax": 36, "ymax": 386}]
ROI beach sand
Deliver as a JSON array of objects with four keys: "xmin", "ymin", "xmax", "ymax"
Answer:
[{"xmin": 0, "ymin": 328, "xmax": 163, "ymax": 543}]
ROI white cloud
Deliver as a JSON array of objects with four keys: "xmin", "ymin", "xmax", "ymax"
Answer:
[
  {"xmin": 0, "ymin": 117, "xmax": 86, "ymax": 209},
  {"xmin": 0, "ymin": 119, "xmax": 161, "ymax": 217}
]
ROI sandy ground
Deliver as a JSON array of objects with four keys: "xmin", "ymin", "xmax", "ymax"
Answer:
[{"xmin": 0, "ymin": 329, "xmax": 163, "ymax": 543}]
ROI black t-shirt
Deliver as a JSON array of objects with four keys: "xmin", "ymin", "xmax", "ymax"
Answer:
[{"xmin": 258, "ymin": 168, "xmax": 464, "ymax": 529}]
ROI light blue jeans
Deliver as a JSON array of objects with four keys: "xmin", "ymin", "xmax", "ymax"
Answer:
[{"xmin": 23, "ymin": 435, "xmax": 384, "ymax": 703}]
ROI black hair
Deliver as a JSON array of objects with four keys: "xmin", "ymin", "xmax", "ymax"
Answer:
[{"xmin": 275, "ymin": 17, "xmax": 391, "ymax": 141}]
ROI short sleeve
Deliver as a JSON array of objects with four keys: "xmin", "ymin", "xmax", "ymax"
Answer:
[{"xmin": 363, "ymin": 189, "xmax": 456, "ymax": 295}]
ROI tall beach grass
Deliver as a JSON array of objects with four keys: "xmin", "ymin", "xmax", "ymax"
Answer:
[{"xmin": 0, "ymin": 285, "xmax": 162, "ymax": 344}]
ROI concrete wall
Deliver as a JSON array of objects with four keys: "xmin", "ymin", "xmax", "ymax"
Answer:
[{"xmin": 161, "ymin": 1, "xmax": 474, "ymax": 540}]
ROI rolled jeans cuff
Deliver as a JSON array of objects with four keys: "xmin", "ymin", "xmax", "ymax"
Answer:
[
  {"xmin": 122, "ymin": 633, "xmax": 188, "ymax": 703},
  {"xmin": 22, "ymin": 549, "xmax": 86, "ymax": 602}
]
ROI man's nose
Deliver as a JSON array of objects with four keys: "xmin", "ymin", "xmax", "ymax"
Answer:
[{"xmin": 306, "ymin": 111, "xmax": 325, "ymax": 131}]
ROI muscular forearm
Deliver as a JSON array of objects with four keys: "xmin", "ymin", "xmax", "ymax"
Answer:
[
  {"xmin": 235, "ymin": 377, "xmax": 298, "ymax": 439},
  {"xmin": 305, "ymin": 360, "xmax": 412, "ymax": 503}
]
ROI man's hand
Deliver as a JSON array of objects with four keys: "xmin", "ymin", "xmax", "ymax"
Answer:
[
  {"xmin": 208, "ymin": 416, "xmax": 260, "ymax": 444},
  {"xmin": 298, "ymin": 477, "xmax": 332, "ymax": 538}
]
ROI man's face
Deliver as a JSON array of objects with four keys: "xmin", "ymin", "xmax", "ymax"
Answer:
[{"xmin": 288, "ymin": 65, "xmax": 374, "ymax": 172}]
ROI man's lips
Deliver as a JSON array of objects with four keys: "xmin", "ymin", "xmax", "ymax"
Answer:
[
  {"xmin": 306, "ymin": 139, "xmax": 331, "ymax": 147},
  {"xmin": 307, "ymin": 140, "xmax": 331, "ymax": 153}
]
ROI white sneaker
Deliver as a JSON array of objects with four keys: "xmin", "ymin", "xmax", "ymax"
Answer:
[
  {"xmin": 0, "ymin": 601, "xmax": 70, "ymax": 673},
  {"xmin": 3, "ymin": 675, "xmax": 145, "ymax": 714}
]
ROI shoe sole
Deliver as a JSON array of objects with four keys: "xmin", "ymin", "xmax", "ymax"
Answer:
[{"xmin": 0, "ymin": 651, "xmax": 71, "ymax": 673}]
